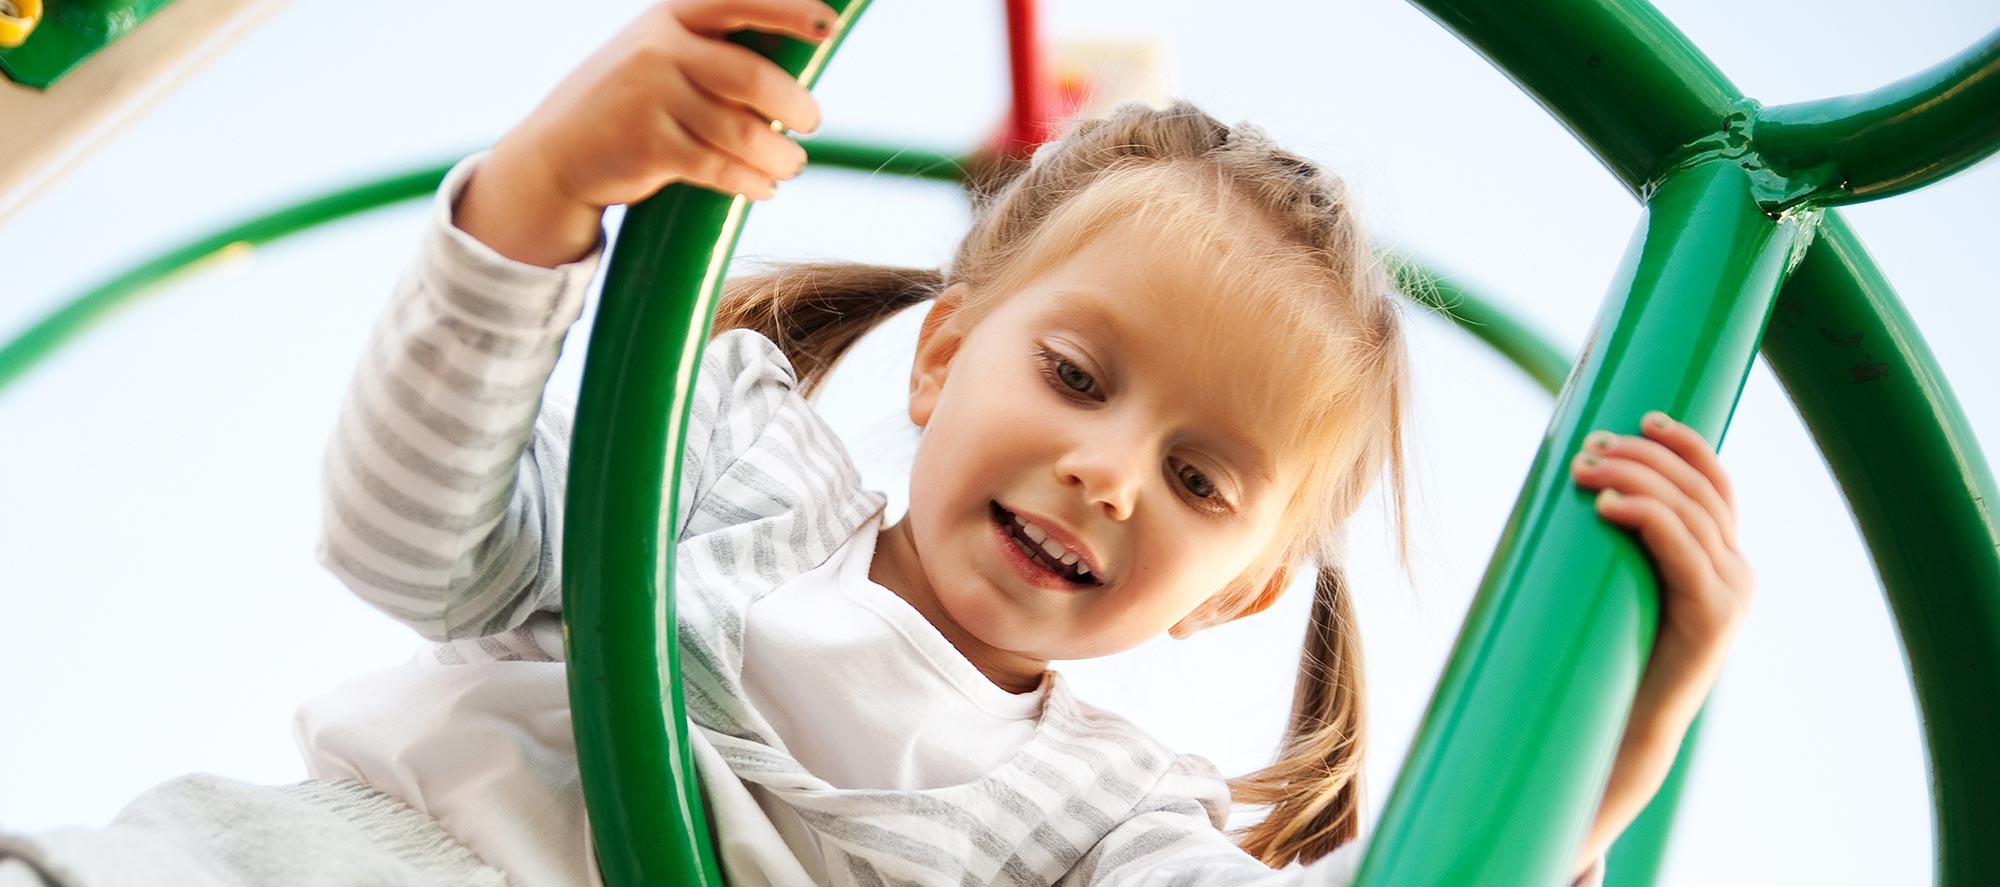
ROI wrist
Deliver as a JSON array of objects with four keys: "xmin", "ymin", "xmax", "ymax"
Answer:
[
  {"xmin": 454, "ymin": 139, "xmax": 604, "ymax": 269},
  {"xmin": 1632, "ymin": 640, "xmax": 1724, "ymax": 734}
]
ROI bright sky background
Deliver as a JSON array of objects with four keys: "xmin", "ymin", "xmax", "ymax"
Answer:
[{"xmin": 3, "ymin": 1, "xmax": 1995, "ymax": 884}]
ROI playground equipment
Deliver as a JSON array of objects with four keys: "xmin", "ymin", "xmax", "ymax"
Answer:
[
  {"xmin": 3, "ymin": 1, "xmax": 1994, "ymax": 886},
  {"xmin": 563, "ymin": 4, "xmax": 1999, "ymax": 887}
]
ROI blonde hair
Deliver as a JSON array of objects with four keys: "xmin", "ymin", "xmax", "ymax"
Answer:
[{"xmin": 712, "ymin": 99, "xmax": 1412, "ymax": 868}]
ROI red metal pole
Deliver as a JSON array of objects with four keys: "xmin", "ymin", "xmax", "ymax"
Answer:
[{"xmin": 1002, "ymin": 0, "xmax": 1051, "ymax": 157}]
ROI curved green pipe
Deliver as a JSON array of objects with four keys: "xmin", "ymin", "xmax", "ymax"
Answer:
[
  {"xmin": 1394, "ymin": 256, "xmax": 1572, "ymax": 394},
  {"xmin": 1760, "ymin": 214, "xmax": 2000, "ymax": 886},
  {"xmin": 17, "ymin": 3, "xmax": 1986, "ymax": 886},
  {"xmin": 1406, "ymin": 0, "xmax": 1743, "ymax": 195},
  {"xmin": 0, "ymin": 163, "xmax": 453, "ymax": 392},
  {"xmin": 1755, "ymin": 28, "xmax": 2000, "ymax": 208},
  {"xmin": 798, "ymin": 138, "xmax": 969, "ymax": 183},
  {"xmin": 560, "ymin": 7, "xmax": 874, "ymax": 887},
  {"xmin": 0, "ymin": 138, "xmax": 976, "ymax": 395},
  {"xmin": 1, "ymin": 170, "xmax": 1579, "ymax": 410},
  {"xmin": 1408, "ymin": 1, "xmax": 2000, "ymax": 885}
]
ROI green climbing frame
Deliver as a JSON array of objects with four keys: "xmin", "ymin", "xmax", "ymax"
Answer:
[
  {"xmin": 3, "ymin": 1, "xmax": 1993, "ymax": 885},
  {"xmin": 563, "ymin": 2, "xmax": 1999, "ymax": 887}
]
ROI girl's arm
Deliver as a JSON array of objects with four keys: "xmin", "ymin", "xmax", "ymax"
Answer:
[
  {"xmin": 313, "ymin": 151, "xmax": 601, "ymax": 641},
  {"xmin": 314, "ymin": 0, "xmax": 835, "ymax": 640}
]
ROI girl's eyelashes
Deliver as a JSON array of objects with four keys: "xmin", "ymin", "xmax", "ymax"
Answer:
[
  {"xmin": 1036, "ymin": 346, "xmax": 1101, "ymax": 400},
  {"xmin": 1033, "ymin": 345, "xmax": 1234, "ymax": 514},
  {"xmin": 1172, "ymin": 460, "xmax": 1230, "ymax": 513}
]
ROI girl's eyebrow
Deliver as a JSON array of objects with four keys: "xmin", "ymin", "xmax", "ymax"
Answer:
[
  {"xmin": 1214, "ymin": 427, "xmax": 1275, "ymax": 486},
  {"xmin": 1044, "ymin": 290, "xmax": 1129, "ymax": 346}
]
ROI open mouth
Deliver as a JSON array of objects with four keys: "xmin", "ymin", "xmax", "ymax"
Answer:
[{"xmin": 990, "ymin": 501, "xmax": 1100, "ymax": 588}]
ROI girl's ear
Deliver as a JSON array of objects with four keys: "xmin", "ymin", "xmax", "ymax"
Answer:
[
  {"xmin": 1169, "ymin": 565, "xmax": 1292, "ymax": 640},
  {"xmin": 909, "ymin": 283, "xmax": 970, "ymax": 428}
]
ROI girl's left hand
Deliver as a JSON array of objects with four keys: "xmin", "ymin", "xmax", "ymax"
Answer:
[
  {"xmin": 1570, "ymin": 409, "xmax": 1756, "ymax": 736},
  {"xmin": 1564, "ymin": 410, "xmax": 1756, "ymax": 877}
]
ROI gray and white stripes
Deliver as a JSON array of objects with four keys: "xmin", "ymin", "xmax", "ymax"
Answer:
[{"xmin": 315, "ymin": 172, "xmax": 596, "ymax": 642}]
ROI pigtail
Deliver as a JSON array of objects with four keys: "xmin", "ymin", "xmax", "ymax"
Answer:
[
  {"xmin": 1229, "ymin": 563, "xmax": 1369, "ymax": 867},
  {"xmin": 713, "ymin": 262, "xmax": 943, "ymax": 399}
]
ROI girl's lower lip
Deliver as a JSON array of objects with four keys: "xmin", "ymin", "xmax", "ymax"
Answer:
[{"xmin": 991, "ymin": 503, "xmax": 1089, "ymax": 592}]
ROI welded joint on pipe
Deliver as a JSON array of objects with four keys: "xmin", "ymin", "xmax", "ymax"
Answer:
[{"xmin": 1643, "ymin": 98, "xmax": 1844, "ymax": 216}]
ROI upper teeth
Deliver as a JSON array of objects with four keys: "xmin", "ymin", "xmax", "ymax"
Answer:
[{"xmin": 1012, "ymin": 512, "xmax": 1090, "ymax": 576}]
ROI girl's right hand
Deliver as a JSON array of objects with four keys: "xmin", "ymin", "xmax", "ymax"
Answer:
[{"xmin": 457, "ymin": 0, "xmax": 836, "ymax": 267}]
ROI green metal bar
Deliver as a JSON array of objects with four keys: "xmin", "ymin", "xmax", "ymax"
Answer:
[
  {"xmin": 1395, "ymin": 256, "xmax": 1572, "ymax": 394},
  {"xmin": 0, "ymin": 162, "xmax": 453, "ymax": 392},
  {"xmin": 1397, "ymin": 250, "xmax": 1705, "ymax": 887},
  {"xmin": 0, "ymin": 137, "xmax": 961, "ymax": 396},
  {"xmin": 1353, "ymin": 161, "xmax": 1811, "ymax": 887},
  {"xmin": 799, "ymin": 138, "xmax": 969, "ymax": 182},
  {"xmin": 1405, "ymin": 0, "xmax": 1741, "ymax": 195},
  {"xmin": 1759, "ymin": 213, "xmax": 2000, "ymax": 886},
  {"xmin": 560, "ymin": 4, "xmax": 872, "ymax": 887},
  {"xmin": 1396, "ymin": 242, "xmax": 1702, "ymax": 887},
  {"xmin": 1754, "ymin": 29, "xmax": 2000, "ymax": 208},
  {"xmin": 1404, "ymin": 3, "xmax": 2000, "ymax": 881}
]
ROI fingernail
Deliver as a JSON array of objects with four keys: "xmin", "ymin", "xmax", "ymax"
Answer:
[
  {"xmin": 1598, "ymin": 488, "xmax": 1621, "ymax": 505},
  {"xmin": 1585, "ymin": 430, "xmax": 1616, "ymax": 451},
  {"xmin": 1644, "ymin": 410, "xmax": 1672, "ymax": 430},
  {"xmin": 1574, "ymin": 452, "xmax": 1600, "ymax": 468},
  {"xmin": 813, "ymin": 18, "xmax": 829, "ymax": 34}
]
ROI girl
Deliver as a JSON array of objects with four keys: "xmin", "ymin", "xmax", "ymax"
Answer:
[{"xmin": 0, "ymin": 1, "xmax": 1752, "ymax": 885}]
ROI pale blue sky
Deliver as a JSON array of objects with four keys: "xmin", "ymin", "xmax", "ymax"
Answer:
[{"xmin": 3, "ymin": 1, "xmax": 1994, "ymax": 884}]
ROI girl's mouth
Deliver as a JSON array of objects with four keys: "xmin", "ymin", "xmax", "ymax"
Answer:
[{"xmin": 990, "ymin": 501, "xmax": 1099, "ymax": 590}]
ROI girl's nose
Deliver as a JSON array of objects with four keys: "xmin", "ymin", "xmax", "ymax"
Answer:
[{"xmin": 1053, "ymin": 432, "xmax": 1149, "ymax": 522}]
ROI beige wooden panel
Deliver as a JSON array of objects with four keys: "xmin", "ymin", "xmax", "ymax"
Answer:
[{"xmin": 0, "ymin": 0, "xmax": 291, "ymax": 224}]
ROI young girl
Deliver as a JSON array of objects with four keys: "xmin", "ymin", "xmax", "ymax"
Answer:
[{"xmin": 0, "ymin": 1, "xmax": 1752, "ymax": 885}]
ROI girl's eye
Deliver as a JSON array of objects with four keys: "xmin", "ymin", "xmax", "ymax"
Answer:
[
  {"xmin": 1175, "ymin": 461, "xmax": 1223, "ymax": 504},
  {"xmin": 1037, "ymin": 348, "xmax": 1101, "ymax": 399}
]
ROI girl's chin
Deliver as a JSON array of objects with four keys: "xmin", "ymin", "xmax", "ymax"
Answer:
[{"xmin": 935, "ymin": 583, "xmax": 1056, "ymax": 656}]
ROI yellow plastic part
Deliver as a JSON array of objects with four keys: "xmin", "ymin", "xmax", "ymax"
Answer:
[{"xmin": 0, "ymin": 0, "xmax": 41, "ymax": 48}]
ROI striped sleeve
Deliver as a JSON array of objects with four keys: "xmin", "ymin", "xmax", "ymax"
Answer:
[
  {"xmin": 314, "ymin": 151, "xmax": 840, "ymax": 644},
  {"xmin": 314, "ymin": 150, "xmax": 601, "ymax": 642}
]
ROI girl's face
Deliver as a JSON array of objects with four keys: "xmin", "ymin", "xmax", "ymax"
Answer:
[{"xmin": 875, "ymin": 218, "xmax": 1312, "ymax": 686}]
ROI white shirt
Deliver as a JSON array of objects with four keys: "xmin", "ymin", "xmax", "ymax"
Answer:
[{"xmin": 299, "ymin": 510, "xmax": 1053, "ymax": 887}]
